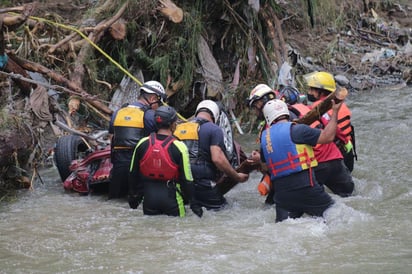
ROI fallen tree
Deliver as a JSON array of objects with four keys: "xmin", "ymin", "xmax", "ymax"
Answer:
[{"xmin": 0, "ymin": 0, "xmax": 411, "ymax": 199}]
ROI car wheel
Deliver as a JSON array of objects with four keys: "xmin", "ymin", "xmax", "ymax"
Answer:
[
  {"xmin": 217, "ymin": 110, "xmax": 237, "ymax": 164},
  {"xmin": 54, "ymin": 135, "xmax": 89, "ymax": 181}
]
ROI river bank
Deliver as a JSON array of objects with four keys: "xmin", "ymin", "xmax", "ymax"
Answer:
[{"xmin": 0, "ymin": 0, "xmax": 411, "ymax": 199}]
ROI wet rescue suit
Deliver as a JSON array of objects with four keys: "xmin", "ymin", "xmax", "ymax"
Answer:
[
  {"xmin": 174, "ymin": 118, "xmax": 228, "ymax": 210},
  {"xmin": 108, "ymin": 102, "xmax": 156, "ymax": 199},
  {"xmin": 129, "ymin": 133, "xmax": 194, "ymax": 217},
  {"xmin": 260, "ymin": 122, "xmax": 334, "ymax": 222}
]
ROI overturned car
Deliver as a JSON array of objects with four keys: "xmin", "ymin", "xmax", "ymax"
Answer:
[{"xmin": 54, "ymin": 107, "xmax": 256, "ymax": 195}]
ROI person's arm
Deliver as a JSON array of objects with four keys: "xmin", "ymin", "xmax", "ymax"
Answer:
[
  {"xmin": 246, "ymin": 150, "xmax": 269, "ymax": 173},
  {"xmin": 127, "ymin": 139, "xmax": 146, "ymax": 209},
  {"xmin": 317, "ymin": 99, "xmax": 343, "ymax": 144},
  {"xmin": 143, "ymin": 109, "xmax": 157, "ymax": 134},
  {"xmin": 211, "ymin": 145, "xmax": 248, "ymax": 182}
]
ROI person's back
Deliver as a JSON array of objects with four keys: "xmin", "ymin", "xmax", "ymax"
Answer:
[
  {"xmin": 108, "ymin": 80, "xmax": 166, "ymax": 199},
  {"xmin": 174, "ymin": 100, "xmax": 248, "ymax": 210},
  {"xmin": 260, "ymin": 99, "xmax": 340, "ymax": 222},
  {"xmin": 303, "ymin": 71, "xmax": 355, "ymax": 196},
  {"xmin": 175, "ymin": 118, "xmax": 219, "ymax": 180},
  {"xmin": 128, "ymin": 106, "xmax": 203, "ymax": 217},
  {"xmin": 305, "ymin": 71, "xmax": 356, "ymax": 172}
]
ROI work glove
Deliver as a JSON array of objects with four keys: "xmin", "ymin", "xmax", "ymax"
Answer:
[
  {"xmin": 190, "ymin": 202, "xmax": 203, "ymax": 218},
  {"xmin": 128, "ymin": 195, "xmax": 142, "ymax": 209},
  {"xmin": 344, "ymin": 140, "xmax": 353, "ymax": 153}
]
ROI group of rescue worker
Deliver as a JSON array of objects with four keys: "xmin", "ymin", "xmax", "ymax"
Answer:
[
  {"xmin": 108, "ymin": 80, "xmax": 247, "ymax": 218},
  {"xmin": 247, "ymin": 71, "xmax": 356, "ymax": 222},
  {"xmin": 108, "ymin": 71, "xmax": 356, "ymax": 222}
]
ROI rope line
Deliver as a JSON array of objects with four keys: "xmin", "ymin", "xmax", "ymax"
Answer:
[{"xmin": 19, "ymin": 15, "xmax": 188, "ymax": 121}]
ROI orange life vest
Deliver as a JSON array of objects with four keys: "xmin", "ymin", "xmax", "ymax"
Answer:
[
  {"xmin": 257, "ymin": 174, "xmax": 272, "ymax": 196},
  {"xmin": 327, "ymin": 103, "xmax": 352, "ymax": 140},
  {"xmin": 311, "ymin": 99, "xmax": 353, "ymax": 140}
]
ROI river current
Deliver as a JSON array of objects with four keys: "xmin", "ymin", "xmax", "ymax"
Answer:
[{"xmin": 1, "ymin": 87, "xmax": 411, "ymax": 273}]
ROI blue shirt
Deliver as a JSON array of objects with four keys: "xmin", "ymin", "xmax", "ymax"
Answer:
[{"xmin": 198, "ymin": 121, "xmax": 225, "ymax": 157}]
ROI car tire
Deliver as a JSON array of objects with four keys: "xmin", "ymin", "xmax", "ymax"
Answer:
[
  {"xmin": 54, "ymin": 135, "xmax": 89, "ymax": 181},
  {"xmin": 218, "ymin": 109, "xmax": 242, "ymax": 168}
]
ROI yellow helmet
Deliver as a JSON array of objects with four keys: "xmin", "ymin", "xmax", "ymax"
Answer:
[{"xmin": 303, "ymin": 71, "xmax": 336, "ymax": 92}]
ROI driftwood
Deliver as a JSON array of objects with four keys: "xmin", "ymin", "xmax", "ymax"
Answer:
[
  {"xmin": 2, "ymin": 55, "xmax": 33, "ymax": 95},
  {"xmin": 217, "ymin": 159, "xmax": 262, "ymax": 195},
  {"xmin": 223, "ymin": 0, "xmax": 276, "ymax": 79},
  {"xmin": 109, "ymin": 19, "xmax": 127, "ymax": 40},
  {"xmin": 0, "ymin": 3, "xmax": 35, "ymax": 31},
  {"xmin": 8, "ymin": 53, "xmax": 113, "ymax": 117},
  {"xmin": 197, "ymin": 35, "xmax": 224, "ymax": 97},
  {"xmin": 296, "ymin": 87, "xmax": 348, "ymax": 125},
  {"xmin": 216, "ymin": 142, "xmax": 262, "ymax": 195},
  {"xmin": 71, "ymin": 2, "xmax": 128, "ymax": 88},
  {"xmin": 260, "ymin": 8, "xmax": 282, "ymax": 68},
  {"xmin": 158, "ymin": 0, "xmax": 184, "ymax": 23},
  {"xmin": 0, "ymin": 4, "xmax": 36, "ymax": 94}
]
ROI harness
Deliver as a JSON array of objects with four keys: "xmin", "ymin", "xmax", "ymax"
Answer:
[{"xmin": 139, "ymin": 133, "xmax": 179, "ymax": 180}]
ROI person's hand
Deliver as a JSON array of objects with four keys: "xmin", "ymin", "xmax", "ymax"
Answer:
[
  {"xmin": 237, "ymin": 172, "xmax": 249, "ymax": 183},
  {"xmin": 331, "ymin": 99, "xmax": 343, "ymax": 112},
  {"xmin": 128, "ymin": 195, "xmax": 142, "ymax": 209},
  {"xmin": 190, "ymin": 203, "xmax": 203, "ymax": 218}
]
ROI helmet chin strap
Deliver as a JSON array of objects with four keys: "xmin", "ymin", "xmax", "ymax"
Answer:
[
  {"xmin": 149, "ymin": 100, "xmax": 162, "ymax": 107},
  {"xmin": 142, "ymin": 93, "xmax": 161, "ymax": 107}
]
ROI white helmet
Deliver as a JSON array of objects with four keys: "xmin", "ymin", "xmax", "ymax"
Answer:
[
  {"xmin": 263, "ymin": 99, "xmax": 289, "ymax": 125},
  {"xmin": 195, "ymin": 100, "xmax": 220, "ymax": 123},
  {"xmin": 140, "ymin": 80, "xmax": 167, "ymax": 102},
  {"xmin": 247, "ymin": 84, "xmax": 276, "ymax": 107}
]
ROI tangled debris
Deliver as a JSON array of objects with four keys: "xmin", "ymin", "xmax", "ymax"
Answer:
[{"xmin": 0, "ymin": 0, "xmax": 411, "ymax": 198}]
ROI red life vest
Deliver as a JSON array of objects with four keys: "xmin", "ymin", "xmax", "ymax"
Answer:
[{"xmin": 139, "ymin": 133, "xmax": 179, "ymax": 180}]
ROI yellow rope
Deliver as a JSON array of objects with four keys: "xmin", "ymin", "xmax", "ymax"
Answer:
[
  {"xmin": 20, "ymin": 15, "xmax": 188, "ymax": 121},
  {"xmin": 28, "ymin": 15, "xmax": 143, "ymax": 87}
]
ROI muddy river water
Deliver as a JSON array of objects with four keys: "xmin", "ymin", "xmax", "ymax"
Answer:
[{"xmin": 1, "ymin": 87, "xmax": 411, "ymax": 273}]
